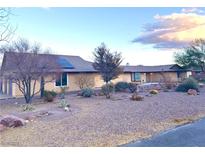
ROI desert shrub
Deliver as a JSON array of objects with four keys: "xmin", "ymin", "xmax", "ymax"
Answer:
[
  {"xmin": 159, "ymin": 74, "xmax": 177, "ymax": 90},
  {"xmin": 128, "ymin": 83, "xmax": 137, "ymax": 93},
  {"xmin": 176, "ymin": 77, "xmax": 199, "ymax": 92},
  {"xmin": 101, "ymin": 83, "xmax": 115, "ymax": 98},
  {"xmin": 75, "ymin": 74, "xmax": 95, "ymax": 89},
  {"xmin": 22, "ymin": 104, "xmax": 35, "ymax": 111},
  {"xmin": 80, "ymin": 88, "xmax": 94, "ymax": 97},
  {"xmin": 43, "ymin": 90, "xmax": 57, "ymax": 102},
  {"xmin": 115, "ymin": 82, "xmax": 129, "ymax": 92},
  {"xmin": 58, "ymin": 99, "xmax": 70, "ymax": 108},
  {"xmin": 149, "ymin": 89, "xmax": 159, "ymax": 95},
  {"xmin": 130, "ymin": 93, "xmax": 144, "ymax": 101}
]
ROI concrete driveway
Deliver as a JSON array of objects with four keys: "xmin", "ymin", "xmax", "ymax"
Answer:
[
  {"xmin": 123, "ymin": 118, "xmax": 205, "ymax": 147},
  {"xmin": 0, "ymin": 94, "xmax": 13, "ymax": 100}
]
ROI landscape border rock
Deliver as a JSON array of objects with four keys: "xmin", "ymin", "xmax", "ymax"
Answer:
[
  {"xmin": 0, "ymin": 115, "xmax": 26, "ymax": 128},
  {"xmin": 187, "ymin": 89, "xmax": 198, "ymax": 96}
]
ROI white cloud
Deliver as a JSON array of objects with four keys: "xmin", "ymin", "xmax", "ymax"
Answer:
[
  {"xmin": 133, "ymin": 10, "xmax": 205, "ymax": 49},
  {"xmin": 181, "ymin": 8, "xmax": 204, "ymax": 14}
]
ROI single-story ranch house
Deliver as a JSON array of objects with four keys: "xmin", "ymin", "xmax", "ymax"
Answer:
[{"xmin": 0, "ymin": 52, "xmax": 192, "ymax": 97}]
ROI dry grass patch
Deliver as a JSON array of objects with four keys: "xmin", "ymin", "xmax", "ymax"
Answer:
[{"xmin": 173, "ymin": 118, "xmax": 194, "ymax": 124}]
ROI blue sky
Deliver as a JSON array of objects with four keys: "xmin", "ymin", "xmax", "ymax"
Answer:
[{"xmin": 6, "ymin": 7, "xmax": 205, "ymax": 65}]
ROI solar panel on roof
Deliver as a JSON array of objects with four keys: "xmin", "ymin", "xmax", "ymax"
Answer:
[{"xmin": 57, "ymin": 57, "xmax": 74, "ymax": 69}]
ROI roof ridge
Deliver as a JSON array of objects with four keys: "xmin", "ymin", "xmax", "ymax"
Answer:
[{"xmin": 5, "ymin": 51, "xmax": 82, "ymax": 58}]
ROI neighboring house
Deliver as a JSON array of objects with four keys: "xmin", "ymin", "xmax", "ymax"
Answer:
[{"xmin": 0, "ymin": 52, "xmax": 191, "ymax": 98}]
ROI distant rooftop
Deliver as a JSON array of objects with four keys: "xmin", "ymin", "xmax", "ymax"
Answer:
[{"xmin": 123, "ymin": 64, "xmax": 187, "ymax": 73}]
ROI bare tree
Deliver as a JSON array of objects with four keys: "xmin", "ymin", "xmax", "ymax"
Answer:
[
  {"xmin": 0, "ymin": 8, "xmax": 15, "ymax": 43},
  {"xmin": 0, "ymin": 39, "xmax": 60, "ymax": 103}
]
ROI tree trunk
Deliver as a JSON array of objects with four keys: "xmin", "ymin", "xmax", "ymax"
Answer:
[
  {"xmin": 200, "ymin": 65, "xmax": 205, "ymax": 73},
  {"xmin": 40, "ymin": 76, "xmax": 45, "ymax": 98},
  {"xmin": 105, "ymin": 82, "xmax": 110, "ymax": 99},
  {"xmin": 24, "ymin": 94, "xmax": 31, "ymax": 104},
  {"xmin": 24, "ymin": 80, "xmax": 32, "ymax": 104}
]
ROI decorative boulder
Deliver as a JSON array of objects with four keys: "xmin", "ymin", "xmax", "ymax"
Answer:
[
  {"xmin": 187, "ymin": 89, "xmax": 197, "ymax": 96},
  {"xmin": 149, "ymin": 89, "xmax": 159, "ymax": 95},
  {"xmin": 0, "ymin": 115, "xmax": 26, "ymax": 128}
]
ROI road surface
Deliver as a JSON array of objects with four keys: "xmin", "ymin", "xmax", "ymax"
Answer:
[{"xmin": 123, "ymin": 118, "xmax": 205, "ymax": 147}]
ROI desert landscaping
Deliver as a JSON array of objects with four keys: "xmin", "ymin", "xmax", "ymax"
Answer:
[{"xmin": 1, "ymin": 85, "xmax": 205, "ymax": 147}]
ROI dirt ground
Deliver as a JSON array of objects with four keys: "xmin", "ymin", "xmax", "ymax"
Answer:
[{"xmin": 0, "ymin": 88, "xmax": 205, "ymax": 147}]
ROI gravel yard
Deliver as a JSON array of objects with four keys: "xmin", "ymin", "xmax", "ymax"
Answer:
[{"xmin": 0, "ymin": 88, "xmax": 205, "ymax": 147}]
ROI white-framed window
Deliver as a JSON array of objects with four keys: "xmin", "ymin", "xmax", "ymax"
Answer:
[
  {"xmin": 131, "ymin": 72, "xmax": 141, "ymax": 82},
  {"xmin": 55, "ymin": 73, "xmax": 68, "ymax": 87}
]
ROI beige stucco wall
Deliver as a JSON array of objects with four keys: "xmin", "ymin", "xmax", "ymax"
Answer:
[
  {"xmin": 146, "ymin": 72, "xmax": 178, "ymax": 82},
  {"xmin": 14, "ymin": 79, "xmax": 41, "ymax": 97},
  {"xmin": 44, "ymin": 73, "xmax": 132, "ymax": 92},
  {"xmin": 44, "ymin": 73, "xmax": 96, "ymax": 93},
  {"xmin": 7, "ymin": 71, "xmax": 188, "ymax": 97},
  {"xmin": 11, "ymin": 72, "xmax": 132, "ymax": 97}
]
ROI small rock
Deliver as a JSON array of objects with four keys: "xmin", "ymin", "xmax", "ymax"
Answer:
[
  {"xmin": 64, "ymin": 107, "xmax": 69, "ymax": 111},
  {"xmin": 0, "ymin": 115, "xmax": 26, "ymax": 127},
  {"xmin": 130, "ymin": 93, "xmax": 144, "ymax": 101},
  {"xmin": 39, "ymin": 111, "xmax": 49, "ymax": 116},
  {"xmin": 25, "ymin": 120, "xmax": 29, "ymax": 123},
  {"xmin": 187, "ymin": 89, "xmax": 197, "ymax": 96}
]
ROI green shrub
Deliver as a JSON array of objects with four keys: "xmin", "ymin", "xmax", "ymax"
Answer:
[
  {"xmin": 43, "ymin": 90, "xmax": 57, "ymax": 102},
  {"xmin": 101, "ymin": 83, "xmax": 115, "ymax": 98},
  {"xmin": 176, "ymin": 77, "xmax": 199, "ymax": 92},
  {"xmin": 22, "ymin": 104, "xmax": 35, "ymax": 111},
  {"xmin": 115, "ymin": 82, "xmax": 129, "ymax": 92},
  {"xmin": 58, "ymin": 99, "xmax": 70, "ymax": 108},
  {"xmin": 80, "ymin": 88, "xmax": 94, "ymax": 97},
  {"xmin": 128, "ymin": 83, "xmax": 137, "ymax": 93}
]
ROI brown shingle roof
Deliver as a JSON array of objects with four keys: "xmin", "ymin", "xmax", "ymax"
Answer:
[
  {"xmin": 1, "ymin": 52, "xmax": 97, "ymax": 73},
  {"xmin": 1, "ymin": 52, "xmax": 188, "ymax": 74}
]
